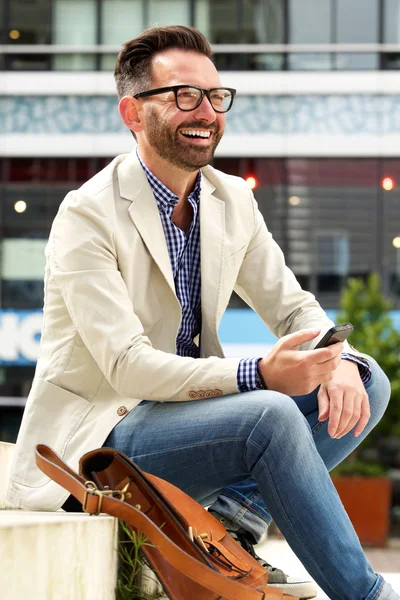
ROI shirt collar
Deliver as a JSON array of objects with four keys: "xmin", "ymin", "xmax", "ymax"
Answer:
[{"xmin": 137, "ymin": 149, "xmax": 201, "ymax": 211}]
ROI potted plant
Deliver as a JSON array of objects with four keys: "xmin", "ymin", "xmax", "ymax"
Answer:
[{"xmin": 330, "ymin": 274, "xmax": 400, "ymax": 546}]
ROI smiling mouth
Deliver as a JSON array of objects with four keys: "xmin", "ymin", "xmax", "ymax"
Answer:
[{"xmin": 180, "ymin": 129, "xmax": 213, "ymax": 140}]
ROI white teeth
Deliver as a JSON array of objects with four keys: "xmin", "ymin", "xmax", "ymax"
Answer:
[{"xmin": 181, "ymin": 130, "xmax": 211, "ymax": 138}]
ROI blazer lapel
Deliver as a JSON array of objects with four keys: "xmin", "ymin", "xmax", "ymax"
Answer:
[
  {"xmin": 118, "ymin": 153, "xmax": 226, "ymax": 346},
  {"xmin": 118, "ymin": 152, "xmax": 175, "ymax": 295},
  {"xmin": 199, "ymin": 172, "xmax": 226, "ymax": 351}
]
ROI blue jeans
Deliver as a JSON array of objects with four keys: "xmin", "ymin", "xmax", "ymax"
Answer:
[
  {"xmin": 104, "ymin": 356, "xmax": 394, "ymax": 600},
  {"xmin": 209, "ymin": 357, "xmax": 391, "ymax": 544}
]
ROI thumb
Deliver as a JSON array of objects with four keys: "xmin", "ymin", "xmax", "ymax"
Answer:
[{"xmin": 280, "ymin": 328, "xmax": 321, "ymax": 350}]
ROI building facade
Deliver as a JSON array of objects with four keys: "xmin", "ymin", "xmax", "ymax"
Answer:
[{"xmin": 1, "ymin": 0, "xmax": 400, "ymax": 422}]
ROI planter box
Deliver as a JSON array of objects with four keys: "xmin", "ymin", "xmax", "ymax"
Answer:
[{"xmin": 332, "ymin": 476, "xmax": 392, "ymax": 547}]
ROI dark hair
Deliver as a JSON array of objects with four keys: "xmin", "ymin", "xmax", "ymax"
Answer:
[{"xmin": 114, "ymin": 25, "xmax": 213, "ymax": 100}]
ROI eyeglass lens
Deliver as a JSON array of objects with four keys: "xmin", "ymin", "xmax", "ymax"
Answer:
[{"xmin": 176, "ymin": 87, "xmax": 233, "ymax": 112}]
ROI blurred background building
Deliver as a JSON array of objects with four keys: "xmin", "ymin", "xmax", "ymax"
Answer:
[{"xmin": 1, "ymin": 0, "xmax": 400, "ymax": 438}]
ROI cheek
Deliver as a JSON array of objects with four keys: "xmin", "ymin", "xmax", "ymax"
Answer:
[
  {"xmin": 217, "ymin": 114, "xmax": 226, "ymax": 131},
  {"xmin": 159, "ymin": 107, "xmax": 186, "ymax": 134}
]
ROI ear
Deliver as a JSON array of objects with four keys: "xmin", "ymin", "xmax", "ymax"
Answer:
[{"xmin": 119, "ymin": 96, "xmax": 143, "ymax": 136}]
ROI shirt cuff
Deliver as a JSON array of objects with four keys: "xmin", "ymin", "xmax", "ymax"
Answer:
[
  {"xmin": 341, "ymin": 353, "xmax": 372, "ymax": 385},
  {"xmin": 237, "ymin": 358, "xmax": 263, "ymax": 392}
]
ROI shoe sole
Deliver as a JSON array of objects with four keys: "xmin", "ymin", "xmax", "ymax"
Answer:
[{"xmin": 267, "ymin": 583, "xmax": 317, "ymax": 599}]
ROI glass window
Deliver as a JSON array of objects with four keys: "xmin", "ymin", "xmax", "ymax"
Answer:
[
  {"xmin": 100, "ymin": 0, "xmax": 144, "ymax": 70},
  {"xmin": 383, "ymin": 0, "xmax": 400, "ymax": 42},
  {"xmin": 336, "ymin": 0, "xmax": 379, "ymax": 43},
  {"xmin": 195, "ymin": 0, "xmax": 238, "ymax": 43},
  {"xmin": 381, "ymin": 160, "xmax": 400, "ymax": 300},
  {"xmin": 242, "ymin": 0, "xmax": 284, "ymax": 44},
  {"xmin": 8, "ymin": 0, "xmax": 51, "ymax": 44},
  {"xmin": 0, "ymin": 0, "xmax": 4, "ymax": 44},
  {"xmin": 147, "ymin": 0, "xmax": 190, "ymax": 27},
  {"xmin": 335, "ymin": 53, "xmax": 379, "ymax": 70},
  {"xmin": 101, "ymin": 0, "xmax": 143, "ymax": 44},
  {"xmin": 289, "ymin": 0, "xmax": 331, "ymax": 43},
  {"xmin": 288, "ymin": 53, "xmax": 332, "ymax": 70},
  {"xmin": 52, "ymin": 0, "xmax": 97, "ymax": 71},
  {"xmin": 286, "ymin": 159, "xmax": 379, "ymax": 305},
  {"xmin": 6, "ymin": 0, "xmax": 52, "ymax": 69}
]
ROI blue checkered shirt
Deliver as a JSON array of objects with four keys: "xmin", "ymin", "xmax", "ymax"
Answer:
[
  {"xmin": 138, "ymin": 152, "xmax": 260, "ymax": 390},
  {"xmin": 138, "ymin": 152, "xmax": 370, "ymax": 392}
]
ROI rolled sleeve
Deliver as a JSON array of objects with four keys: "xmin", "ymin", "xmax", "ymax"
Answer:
[
  {"xmin": 341, "ymin": 353, "xmax": 372, "ymax": 385},
  {"xmin": 237, "ymin": 358, "xmax": 263, "ymax": 392}
]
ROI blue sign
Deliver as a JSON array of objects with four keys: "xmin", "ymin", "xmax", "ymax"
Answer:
[
  {"xmin": 0, "ymin": 310, "xmax": 42, "ymax": 365},
  {"xmin": 1, "ymin": 308, "xmax": 400, "ymax": 366}
]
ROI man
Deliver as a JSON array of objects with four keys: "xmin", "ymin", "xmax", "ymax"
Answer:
[{"xmin": 7, "ymin": 25, "xmax": 397, "ymax": 600}]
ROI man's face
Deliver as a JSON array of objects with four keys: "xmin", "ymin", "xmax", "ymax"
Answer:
[{"xmin": 138, "ymin": 49, "xmax": 227, "ymax": 172}]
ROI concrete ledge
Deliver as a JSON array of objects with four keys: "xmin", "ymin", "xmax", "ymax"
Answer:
[
  {"xmin": 0, "ymin": 511, "xmax": 119, "ymax": 600},
  {"xmin": 0, "ymin": 442, "xmax": 166, "ymax": 599}
]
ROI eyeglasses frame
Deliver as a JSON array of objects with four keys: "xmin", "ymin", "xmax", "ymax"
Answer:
[{"xmin": 133, "ymin": 85, "xmax": 237, "ymax": 113}]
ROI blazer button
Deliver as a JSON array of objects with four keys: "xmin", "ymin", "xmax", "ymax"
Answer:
[
  {"xmin": 188, "ymin": 391, "xmax": 197, "ymax": 399},
  {"xmin": 117, "ymin": 406, "xmax": 128, "ymax": 416}
]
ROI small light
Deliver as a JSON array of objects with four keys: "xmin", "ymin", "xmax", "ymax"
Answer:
[
  {"xmin": 289, "ymin": 196, "xmax": 301, "ymax": 206},
  {"xmin": 14, "ymin": 200, "xmax": 27, "ymax": 213},
  {"xmin": 393, "ymin": 237, "xmax": 400, "ymax": 249},
  {"xmin": 9, "ymin": 30, "xmax": 20, "ymax": 40},
  {"xmin": 246, "ymin": 176, "xmax": 257, "ymax": 190},
  {"xmin": 382, "ymin": 177, "xmax": 395, "ymax": 191}
]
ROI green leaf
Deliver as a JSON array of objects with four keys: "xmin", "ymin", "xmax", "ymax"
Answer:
[{"xmin": 336, "ymin": 273, "xmax": 400, "ymax": 475}]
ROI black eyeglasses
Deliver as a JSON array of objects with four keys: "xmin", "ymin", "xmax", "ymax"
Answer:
[{"xmin": 133, "ymin": 85, "xmax": 236, "ymax": 113}]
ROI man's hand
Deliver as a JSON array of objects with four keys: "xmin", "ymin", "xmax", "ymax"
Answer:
[
  {"xmin": 259, "ymin": 329, "xmax": 343, "ymax": 396},
  {"xmin": 317, "ymin": 360, "xmax": 370, "ymax": 438}
]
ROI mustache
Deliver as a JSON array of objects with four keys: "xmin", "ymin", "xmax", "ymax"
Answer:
[{"xmin": 178, "ymin": 122, "xmax": 218, "ymax": 133}]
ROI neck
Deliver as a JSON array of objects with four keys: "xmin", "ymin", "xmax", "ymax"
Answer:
[{"xmin": 138, "ymin": 146, "xmax": 199, "ymax": 202}]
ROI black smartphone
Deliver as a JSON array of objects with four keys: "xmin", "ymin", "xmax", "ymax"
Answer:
[{"xmin": 314, "ymin": 323, "xmax": 353, "ymax": 349}]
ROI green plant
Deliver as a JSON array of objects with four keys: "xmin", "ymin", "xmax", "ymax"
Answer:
[
  {"xmin": 332, "ymin": 273, "xmax": 400, "ymax": 475},
  {"xmin": 116, "ymin": 520, "xmax": 165, "ymax": 600}
]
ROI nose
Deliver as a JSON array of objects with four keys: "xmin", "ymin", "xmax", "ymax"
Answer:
[{"xmin": 192, "ymin": 93, "xmax": 217, "ymax": 122}]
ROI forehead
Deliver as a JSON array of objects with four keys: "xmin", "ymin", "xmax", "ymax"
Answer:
[{"xmin": 151, "ymin": 49, "xmax": 222, "ymax": 89}]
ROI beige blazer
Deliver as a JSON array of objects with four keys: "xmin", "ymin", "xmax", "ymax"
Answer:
[{"xmin": 7, "ymin": 150, "xmax": 337, "ymax": 511}]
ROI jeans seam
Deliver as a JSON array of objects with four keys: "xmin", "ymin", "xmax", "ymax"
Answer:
[
  {"xmin": 130, "ymin": 437, "xmax": 247, "ymax": 460},
  {"xmin": 250, "ymin": 441, "xmax": 347, "ymax": 600},
  {"xmin": 223, "ymin": 492, "xmax": 271, "ymax": 524},
  {"xmin": 372, "ymin": 581, "xmax": 384, "ymax": 600}
]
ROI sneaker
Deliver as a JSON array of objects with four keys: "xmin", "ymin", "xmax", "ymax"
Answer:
[
  {"xmin": 208, "ymin": 510, "xmax": 318, "ymax": 599},
  {"xmin": 229, "ymin": 529, "xmax": 317, "ymax": 600}
]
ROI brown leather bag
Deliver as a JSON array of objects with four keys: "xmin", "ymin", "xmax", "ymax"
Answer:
[{"xmin": 36, "ymin": 444, "xmax": 298, "ymax": 600}]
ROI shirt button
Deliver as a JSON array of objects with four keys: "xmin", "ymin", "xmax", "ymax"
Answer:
[{"xmin": 117, "ymin": 406, "xmax": 128, "ymax": 416}]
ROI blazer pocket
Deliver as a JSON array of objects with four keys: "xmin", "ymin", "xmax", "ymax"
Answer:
[
  {"xmin": 225, "ymin": 245, "xmax": 247, "ymax": 272},
  {"xmin": 11, "ymin": 378, "xmax": 94, "ymax": 488}
]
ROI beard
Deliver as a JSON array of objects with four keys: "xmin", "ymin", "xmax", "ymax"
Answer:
[{"xmin": 144, "ymin": 107, "xmax": 224, "ymax": 172}]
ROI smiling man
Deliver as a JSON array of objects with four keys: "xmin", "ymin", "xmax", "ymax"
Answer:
[{"xmin": 8, "ymin": 26, "xmax": 398, "ymax": 600}]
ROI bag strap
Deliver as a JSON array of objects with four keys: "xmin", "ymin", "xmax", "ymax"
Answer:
[{"xmin": 36, "ymin": 445, "xmax": 282, "ymax": 600}]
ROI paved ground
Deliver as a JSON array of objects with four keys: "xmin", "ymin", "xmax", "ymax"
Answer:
[{"xmin": 257, "ymin": 537, "xmax": 400, "ymax": 598}]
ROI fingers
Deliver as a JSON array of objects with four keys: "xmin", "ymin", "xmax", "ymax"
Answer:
[
  {"xmin": 331, "ymin": 388, "xmax": 355, "ymax": 438},
  {"xmin": 313, "ymin": 343, "xmax": 344, "ymax": 364},
  {"xmin": 326, "ymin": 386, "xmax": 344, "ymax": 438},
  {"xmin": 353, "ymin": 394, "xmax": 371, "ymax": 437},
  {"xmin": 279, "ymin": 328, "xmax": 321, "ymax": 350},
  {"xmin": 317, "ymin": 386, "xmax": 330, "ymax": 422},
  {"xmin": 322, "ymin": 386, "xmax": 371, "ymax": 439},
  {"xmin": 314, "ymin": 354, "xmax": 342, "ymax": 377}
]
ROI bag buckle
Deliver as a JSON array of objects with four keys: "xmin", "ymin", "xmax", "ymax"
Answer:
[
  {"xmin": 82, "ymin": 480, "xmax": 131, "ymax": 515},
  {"xmin": 188, "ymin": 526, "xmax": 210, "ymax": 553}
]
